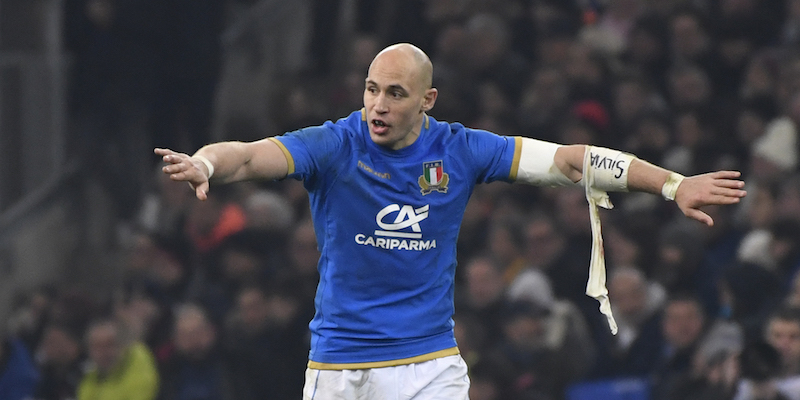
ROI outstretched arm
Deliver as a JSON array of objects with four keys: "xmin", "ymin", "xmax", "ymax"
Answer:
[
  {"xmin": 155, "ymin": 138, "xmax": 289, "ymax": 200},
  {"xmin": 554, "ymin": 144, "xmax": 746, "ymax": 226}
]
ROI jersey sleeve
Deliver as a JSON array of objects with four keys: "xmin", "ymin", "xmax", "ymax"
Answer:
[
  {"xmin": 464, "ymin": 128, "xmax": 519, "ymax": 183},
  {"xmin": 269, "ymin": 122, "xmax": 344, "ymax": 180}
]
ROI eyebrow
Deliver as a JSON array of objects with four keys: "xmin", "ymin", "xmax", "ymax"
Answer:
[{"xmin": 365, "ymin": 79, "xmax": 409, "ymax": 94}]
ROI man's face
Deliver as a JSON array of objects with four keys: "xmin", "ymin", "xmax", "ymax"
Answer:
[
  {"xmin": 363, "ymin": 49, "xmax": 434, "ymax": 150},
  {"xmin": 174, "ymin": 315, "xmax": 215, "ymax": 360},
  {"xmin": 609, "ymin": 274, "xmax": 646, "ymax": 319},
  {"xmin": 662, "ymin": 300, "xmax": 705, "ymax": 349},
  {"xmin": 465, "ymin": 259, "xmax": 504, "ymax": 307},
  {"xmin": 766, "ymin": 319, "xmax": 800, "ymax": 367},
  {"xmin": 40, "ymin": 327, "xmax": 80, "ymax": 366},
  {"xmin": 87, "ymin": 324, "xmax": 122, "ymax": 373},
  {"xmin": 238, "ymin": 290, "xmax": 270, "ymax": 334}
]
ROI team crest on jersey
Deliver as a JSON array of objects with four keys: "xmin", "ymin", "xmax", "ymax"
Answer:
[{"xmin": 418, "ymin": 160, "xmax": 449, "ymax": 195}]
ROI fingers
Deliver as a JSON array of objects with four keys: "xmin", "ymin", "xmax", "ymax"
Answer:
[
  {"xmin": 685, "ymin": 208, "xmax": 714, "ymax": 227},
  {"xmin": 713, "ymin": 178, "xmax": 746, "ymax": 190},
  {"xmin": 709, "ymin": 186, "xmax": 747, "ymax": 199},
  {"xmin": 154, "ymin": 148, "xmax": 177, "ymax": 156},
  {"xmin": 708, "ymin": 170, "xmax": 742, "ymax": 179},
  {"xmin": 155, "ymin": 148, "xmax": 190, "ymax": 166},
  {"xmin": 156, "ymin": 147, "xmax": 210, "ymax": 199},
  {"xmin": 709, "ymin": 195, "xmax": 743, "ymax": 205},
  {"xmin": 195, "ymin": 181, "xmax": 209, "ymax": 201}
]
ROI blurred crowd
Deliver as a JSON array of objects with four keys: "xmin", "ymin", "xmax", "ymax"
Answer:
[{"xmin": 3, "ymin": 0, "xmax": 800, "ymax": 399}]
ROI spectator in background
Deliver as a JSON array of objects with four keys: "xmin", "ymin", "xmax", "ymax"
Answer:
[
  {"xmin": 718, "ymin": 262, "xmax": 784, "ymax": 340},
  {"xmin": 738, "ymin": 217, "xmax": 800, "ymax": 297},
  {"xmin": 786, "ymin": 274, "xmax": 800, "ymax": 309},
  {"xmin": 765, "ymin": 308, "xmax": 800, "ymax": 384},
  {"xmin": 609, "ymin": 74, "xmax": 666, "ymax": 148},
  {"xmin": 663, "ymin": 320, "xmax": 743, "ymax": 400},
  {"xmin": 199, "ymin": 230, "xmax": 276, "ymax": 320},
  {"xmin": 223, "ymin": 284, "xmax": 307, "ymax": 400},
  {"xmin": 280, "ymin": 219, "xmax": 321, "ymax": 303},
  {"xmin": 33, "ymin": 323, "xmax": 84, "ymax": 400},
  {"xmin": 769, "ymin": 220, "xmax": 800, "ymax": 292},
  {"xmin": 114, "ymin": 291, "xmax": 172, "ymax": 357},
  {"xmin": 621, "ymin": 14, "xmax": 671, "ymax": 93},
  {"xmin": 784, "ymin": 0, "xmax": 800, "ymax": 46},
  {"xmin": 0, "ymin": 328, "xmax": 40, "ymax": 400},
  {"xmin": 775, "ymin": 175, "xmax": 800, "ymax": 224},
  {"xmin": 517, "ymin": 66, "xmax": 571, "ymax": 141},
  {"xmin": 734, "ymin": 340, "xmax": 797, "ymax": 400},
  {"xmin": 159, "ymin": 304, "xmax": 233, "ymax": 400},
  {"xmin": 577, "ymin": 0, "xmax": 644, "ymax": 57},
  {"xmin": 651, "ymin": 295, "xmax": 708, "ymax": 400},
  {"xmin": 461, "ymin": 13, "xmax": 529, "ymax": 105},
  {"xmin": 136, "ymin": 166, "xmax": 194, "ymax": 243},
  {"xmin": 666, "ymin": 64, "xmax": 719, "ymax": 128},
  {"xmin": 564, "ymin": 43, "xmax": 612, "ymax": 104},
  {"xmin": 184, "ymin": 189, "xmax": 247, "ymax": 256},
  {"xmin": 488, "ymin": 300, "xmax": 578, "ymax": 400},
  {"xmin": 452, "ymin": 313, "xmax": 487, "ymax": 370},
  {"xmin": 651, "ymin": 223, "xmax": 705, "ymax": 297},
  {"xmin": 668, "ymin": 9, "xmax": 716, "ymax": 78},
  {"xmin": 483, "ymin": 218, "xmax": 526, "ymax": 286},
  {"xmin": 607, "ymin": 267, "xmax": 666, "ymax": 376},
  {"xmin": 467, "ymin": 359, "xmax": 504, "ymax": 400},
  {"xmin": 456, "ymin": 255, "xmax": 510, "ymax": 351},
  {"xmin": 519, "ymin": 209, "xmax": 582, "ymax": 309},
  {"xmin": 77, "ymin": 319, "xmax": 159, "ymax": 400},
  {"xmin": 6, "ymin": 286, "xmax": 56, "ymax": 352}
]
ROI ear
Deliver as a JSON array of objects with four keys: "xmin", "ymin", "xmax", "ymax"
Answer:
[{"xmin": 421, "ymin": 88, "xmax": 438, "ymax": 112}]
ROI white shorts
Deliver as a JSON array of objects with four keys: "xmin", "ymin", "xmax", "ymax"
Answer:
[{"xmin": 303, "ymin": 355, "xmax": 470, "ymax": 400}]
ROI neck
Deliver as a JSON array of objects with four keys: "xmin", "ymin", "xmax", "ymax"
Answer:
[
  {"xmin": 388, "ymin": 118, "xmax": 424, "ymax": 150},
  {"xmin": 398, "ymin": 130, "xmax": 420, "ymax": 149}
]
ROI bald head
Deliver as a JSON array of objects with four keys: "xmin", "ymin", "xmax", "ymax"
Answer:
[
  {"xmin": 370, "ymin": 43, "xmax": 433, "ymax": 92},
  {"xmin": 363, "ymin": 43, "xmax": 438, "ymax": 150}
]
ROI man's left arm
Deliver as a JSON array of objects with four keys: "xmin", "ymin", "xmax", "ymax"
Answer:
[{"xmin": 554, "ymin": 144, "xmax": 747, "ymax": 226}]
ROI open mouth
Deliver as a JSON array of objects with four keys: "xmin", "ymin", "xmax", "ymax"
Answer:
[{"xmin": 372, "ymin": 119, "xmax": 390, "ymax": 134}]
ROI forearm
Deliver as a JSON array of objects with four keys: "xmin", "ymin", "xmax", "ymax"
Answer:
[
  {"xmin": 627, "ymin": 158, "xmax": 673, "ymax": 195},
  {"xmin": 193, "ymin": 138, "xmax": 289, "ymax": 183},
  {"xmin": 553, "ymin": 143, "xmax": 745, "ymax": 226},
  {"xmin": 556, "ymin": 144, "xmax": 676, "ymax": 196}
]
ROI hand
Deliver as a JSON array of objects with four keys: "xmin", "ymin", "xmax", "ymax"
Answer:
[
  {"xmin": 154, "ymin": 148, "xmax": 211, "ymax": 200},
  {"xmin": 674, "ymin": 171, "xmax": 746, "ymax": 226}
]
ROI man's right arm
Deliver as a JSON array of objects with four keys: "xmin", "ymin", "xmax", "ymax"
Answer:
[{"xmin": 155, "ymin": 138, "xmax": 289, "ymax": 200}]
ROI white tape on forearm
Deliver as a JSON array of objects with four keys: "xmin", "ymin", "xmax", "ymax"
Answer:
[
  {"xmin": 584, "ymin": 146, "xmax": 635, "ymax": 192},
  {"xmin": 661, "ymin": 172, "xmax": 685, "ymax": 201},
  {"xmin": 582, "ymin": 146, "xmax": 618, "ymax": 335},
  {"xmin": 193, "ymin": 155, "xmax": 215, "ymax": 179},
  {"xmin": 513, "ymin": 137, "xmax": 575, "ymax": 187}
]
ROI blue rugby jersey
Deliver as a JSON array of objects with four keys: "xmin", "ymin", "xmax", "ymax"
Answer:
[{"xmin": 270, "ymin": 109, "xmax": 519, "ymax": 368}]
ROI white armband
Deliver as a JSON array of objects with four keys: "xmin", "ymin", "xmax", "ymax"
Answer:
[
  {"xmin": 582, "ymin": 146, "xmax": 636, "ymax": 192},
  {"xmin": 193, "ymin": 155, "xmax": 215, "ymax": 179},
  {"xmin": 661, "ymin": 172, "xmax": 685, "ymax": 201},
  {"xmin": 511, "ymin": 137, "xmax": 575, "ymax": 187}
]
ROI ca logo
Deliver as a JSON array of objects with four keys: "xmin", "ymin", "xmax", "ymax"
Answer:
[{"xmin": 374, "ymin": 204, "xmax": 429, "ymax": 239}]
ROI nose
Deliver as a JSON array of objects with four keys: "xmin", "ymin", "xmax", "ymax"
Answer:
[{"xmin": 374, "ymin": 93, "xmax": 389, "ymax": 113}]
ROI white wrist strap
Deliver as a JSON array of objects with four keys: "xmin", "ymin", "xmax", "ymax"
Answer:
[
  {"xmin": 661, "ymin": 172, "xmax": 685, "ymax": 201},
  {"xmin": 193, "ymin": 155, "xmax": 215, "ymax": 179}
]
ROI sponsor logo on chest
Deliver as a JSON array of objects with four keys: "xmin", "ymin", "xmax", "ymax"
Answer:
[{"xmin": 354, "ymin": 204, "xmax": 437, "ymax": 251}]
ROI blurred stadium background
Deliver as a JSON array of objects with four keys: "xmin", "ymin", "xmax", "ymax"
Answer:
[{"xmin": 2, "ymin": 0, "xmax": 800, "ymax": 399}]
